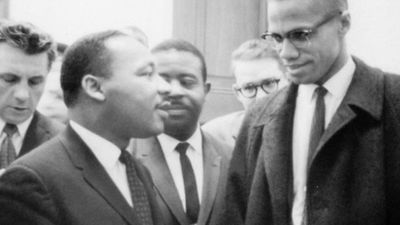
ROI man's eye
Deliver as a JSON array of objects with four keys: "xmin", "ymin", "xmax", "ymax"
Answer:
[
  {"xmin": 271, "ymin": 34, "xmax": 284, "ymax": 43},
  {"xmin": 289, "ymin": 30, "xmax": 311, "ymax": 42},
  {"xmin": 242, "ymin": 85, "xmax": 256, "ymax": 92},
  {"xmin": 1, "ymin": 74, "xmax": 18, "ymax": 83},
  {"xmin": 139, "ymin": 71, "xmax": 153, "ymax": 77},
  {"xmin": 180, "ymin": 78, "xmax": 197, "ymax": 87},
  {"xmin": 28, "ymin": 77, "xmax": 44, "ymax": 86}
]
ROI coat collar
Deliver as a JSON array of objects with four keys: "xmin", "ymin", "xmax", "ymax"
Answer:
[
  {"xmin": 311, "ymin": 57, "xmax": 384, "ymax": 162},
  {"xmin": 252, "ymin": 57, "xmax": 383, "ymax": 128},
  {"xmin": 19, "ymin": 111, "xmax": 58, "ymax": 156},
  {"xmin": 59, "ymin": 126, "xmax": 141, "ymax": 225},
  {"xmin": 136, "ymin": 132, "xmax": 222, "ymax": 225},
  {"xmin": 136, "ymin": 137, "xmax": 190, "ymax": 225}
]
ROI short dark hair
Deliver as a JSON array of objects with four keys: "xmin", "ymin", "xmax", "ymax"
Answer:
[
  {"xmin": 151, "ymin": 39, "xmax": 207, "ymax": 82},
  {"xmin": 0, "ymin": 20, "xmax": 56, "ymax": 69},
  {"xmin": 60, "ymin": 30, "xmax": 126, "ymax": 107}
]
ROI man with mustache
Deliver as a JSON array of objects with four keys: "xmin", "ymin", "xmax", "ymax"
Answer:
[
  {"xmin": 0, "ymin": 21, "xmax": 64, "ymax": 170},
  {"xmin": 224, "ymin": 0, "xmax": 400, "ymax": 224},
  {"xmin": 132, "ymin": 39, "xmax": 231, "ymax": 225},
  {"xmin": 0, "ymin": 29, "xmax": 171, "ymax": 225}
]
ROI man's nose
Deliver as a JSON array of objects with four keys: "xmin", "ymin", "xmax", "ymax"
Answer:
[
  {"xmin": 278, "ymin": 39, "xmax": 300, "ymax": 61},
  {"xmin": 13, "ymin": 82, "xmax": 30, "ymax": 102},
  {"xmin": 167, "ymin": 80, "xmax": 185, "ymax": 97},
  {"xmin": 155, "ymin": 74, "xmax": 171, "ymax": 96}
]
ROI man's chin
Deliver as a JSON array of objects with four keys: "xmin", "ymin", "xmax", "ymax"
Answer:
[{"xmin": 3, "ymin": 115, "xmax": 31, "ymax": 125}]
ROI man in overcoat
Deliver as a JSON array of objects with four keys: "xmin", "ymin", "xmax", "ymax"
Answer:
[{"xmin": 223, "ymin": 0, "xmax": 400, "ymax": 224}]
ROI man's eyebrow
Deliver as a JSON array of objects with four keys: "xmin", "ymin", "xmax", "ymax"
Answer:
[{"xmin": 0, "ymin": 72, "xmax": 18, "ymax": 76}]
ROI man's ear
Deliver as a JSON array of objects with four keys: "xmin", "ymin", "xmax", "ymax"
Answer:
[
  {"xmin": 204, "ymin": 82, "xmax": 211, "ymax": 94},
  {"xmin": 81, "ymin": 74, "xmax": 106, "ymax": 101},
  {"xmin": 339, "ymin": 10, "xmax": 351, "ymax": 36}
]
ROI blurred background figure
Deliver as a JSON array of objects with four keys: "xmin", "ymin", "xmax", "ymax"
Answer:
[
  {"xmin": 37, "ymin": 42, "xmax": 68, "ymax": 124},
  {"xmin": 0, "ymin": 20, "xmax": 64, "ymax": 169},
  {"xmin": 202, "ymin": 39, "xmax": 286, "ymax": 151}
]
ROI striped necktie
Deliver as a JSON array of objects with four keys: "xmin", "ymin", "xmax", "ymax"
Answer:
[{"xmin": 0, "ymin": 123, "xmax": 18, "ymax": 169}]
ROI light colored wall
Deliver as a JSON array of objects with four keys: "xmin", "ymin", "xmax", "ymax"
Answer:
[
  {"xmin": 348, "ymin": 0, "xmax": 400, "ymax": 74},
  {"xmin": 9, "ymin": 0, "xmax": 172, "ymax": 46},
  {"xmin": 0, "ymin": 0, "xmax": 9, "ymax": 18}
]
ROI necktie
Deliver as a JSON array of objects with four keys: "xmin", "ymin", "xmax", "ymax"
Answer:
[
  {"xmin": 175, "ymin": 142, "xmax": 200, "ymax": 224},
  {"xmin": 0, "ymin": 123, "xmax": 18, "ymax": 169},
  {"xmin": 307, "ymin": 86, "xmax": 328, "ymax": 169},
  {"xmin": 303, "ymin": 86, "xmax": 327, "ymax": 225},
  {"xmin": 119, "ymin": 150, "xmax": 153, "ymax": 225}
]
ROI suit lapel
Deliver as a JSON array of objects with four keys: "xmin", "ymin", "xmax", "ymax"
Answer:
[
  {"xmin": 254, "ymin": 84, "xmax": 298, "ymax": 216},
  {"xmin": 60, "ymin": 126, "xmax": 140, "ymax": 225},
  {"xmin": 137, "ymin": 137, "xmax": 189, "ymax": 225},
  {"xmin": 19, "ymin": 112, "xmax": 49, "ymax": 156},
  {"xmin": 197, "ymin": 133, "xmax": 221, "ymax": 225},
  {"xmin": 310, "ymin": 57, "xmax": 384, "ymax": 164}
]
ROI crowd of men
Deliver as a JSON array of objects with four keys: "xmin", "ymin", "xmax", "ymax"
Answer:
[{"xmin": 0, "ymin": 0, "xmax": 400, "ymax": 224}]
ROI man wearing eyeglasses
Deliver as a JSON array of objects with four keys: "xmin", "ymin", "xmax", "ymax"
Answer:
[
  {"xmin": 203, "ymin": 39, "xmax": 285, "ymax": 151},
  {"xmin": 222, "ymin": 0, "xmax": 400, "ymax": 225}
]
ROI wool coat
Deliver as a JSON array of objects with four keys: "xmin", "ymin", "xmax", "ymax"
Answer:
[{"xmin": 222, "ymin": 57, "xmax": 400, "ymax": 225}]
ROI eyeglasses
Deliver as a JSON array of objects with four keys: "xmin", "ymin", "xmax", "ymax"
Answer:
[
  {"xmin": 261, "ymin": 11, "xmax": 343, "ymax": 51},
  {"xmin": 234, "ymin": 78, "xmax": 280, "ymax": 99}
]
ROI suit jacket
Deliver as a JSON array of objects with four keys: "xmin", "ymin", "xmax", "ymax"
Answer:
[
  {"xmin": 132, "ymin": 130, "xmax": 231, "ymax": 225},
  {"xmin": 202, "ymin": 111, "xmax": 245, "ymax": 152},
  {"xmin": 19, "ymin": 111, "xmax": 64, "ymax": 157},
  {"xmin": 0, "ymin": 125, "xmax": 164, "ymax": 225},
  {"xmin": 223, "ymin": 57, "xmax": 400, "ymax": 225}
]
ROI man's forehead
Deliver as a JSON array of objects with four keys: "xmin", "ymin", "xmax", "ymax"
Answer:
[{"xmin": 267, "ymin": 0, "xmax": 326, "ymax": 31}]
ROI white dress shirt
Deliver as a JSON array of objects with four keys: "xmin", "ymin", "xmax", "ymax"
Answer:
[
  {"xmin": 157, "ymin": 126, "xmax": 204, "ymax": 211},
  {"xmin": 0, "ymin": 116, "xmax": 34, "ymax": 156},
  {"xmin": 291, "ymin": 57, "xmax": 355, "ymax": 225},
  {"xmin": 70, "ymin": 120, "xmax": 133, "ymax": 207}
]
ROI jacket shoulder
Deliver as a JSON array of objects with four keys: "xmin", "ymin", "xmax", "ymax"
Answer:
[{"xmin": 35, "ymin": 112, "xmax": 65, "ymax": 135}]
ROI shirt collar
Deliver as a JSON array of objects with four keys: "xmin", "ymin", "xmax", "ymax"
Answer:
[
  {"xmin": 298, "ymin": 56, "xmax": 355, "ymax": 101},
  {"xmin": 158, "ymin": 124, "xmax": 203, "ymax": 155},
  {"xmin": 0, "ymin": 115, "xmax": 34, "ymax": 138},
  {"xmin": 69, "ymin": 120, "xmax": 121, "ymax": 170}
]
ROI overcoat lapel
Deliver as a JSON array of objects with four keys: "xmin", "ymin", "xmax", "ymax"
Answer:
[
  {"xmin": 197, "ymin": 134, "xmax": 221, "ymax": 225},
  {"xmin": 59, "ymin": 126, "xmax": 140, "ymax": 225},
  {"xmin": 254, "ymin": 84, "xmax": 298, "ymax": 221},
  {"xmin": 310, "ymin": 57, "xmax": 384, "ymax": 165},
  {"xmin": 137, "ymin": 137, "xmax": 189, "ymax": 225}
]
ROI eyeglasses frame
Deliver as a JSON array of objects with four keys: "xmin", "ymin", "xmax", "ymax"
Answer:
[
  {"xmin": 234, "ymin": 78, "xmax": 280, "ymax": 99},
  {"xmin": 261, "ymin": 10, "xmax": 344, "ymax": 51}
]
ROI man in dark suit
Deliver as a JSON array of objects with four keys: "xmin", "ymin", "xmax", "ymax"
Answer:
[
  {"xmin": 0, "ymin": 21, "xmax": 63, "ymax": 169},
  {"xmin": 223, "ymin": 0, "xmax": 400, "ymax": 225},
  {"xmin": 132, "ymin": 39, "xmax": 231, "ymax": 225},
  {"xmin": 0, "ymin": 29, "xmax": 172, "ymax": 224}
]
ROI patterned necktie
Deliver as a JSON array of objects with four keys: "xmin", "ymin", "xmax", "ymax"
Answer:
[
  {"xmin": 175, "ymin": 142, "xmax": 200, "ymax": 224},
  {"xmin": 119, "ymin": 150, "xmax": 154, "ymax": 225},
  {"xmin": 0, "ymin": 123, "xmax": 18, "ymax": 169},
  {"xmin": 307, "ymin": 86, "xmax": 328, "ymax": 169}
]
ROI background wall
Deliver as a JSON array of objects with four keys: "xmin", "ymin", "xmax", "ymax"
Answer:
[
  {"xmin": 0, "ymin": 0, "xmax": 8, "ymax": 18},
  {"xmin": 8, "ymin": 0, "xmax": 173, "ymax": 47},
  {"xmin": 1, "ymin": 0, "xmax": 400, "ymax": 123},
  {"xmin": 348, "ymin": 0, "xmax": 400, "ymax": 74}
]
